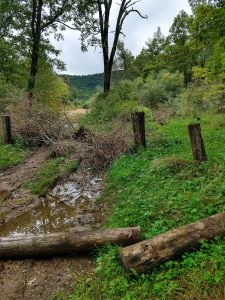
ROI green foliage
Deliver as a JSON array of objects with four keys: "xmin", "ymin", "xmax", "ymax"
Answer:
[
  {"xmin": 62, "ymin": 73, "xmax": 104, "ymax": 102},
  {"xmin": 140, "ymin": 71, "xmax": 183, "ymax": 108},
  {"xmin": 0, "ymin": 142, "xmax": 26, "ymax": 171},
  {"xmin": 84, "ymin": 72, "xmax": 183, "ymax": 123},
  {"xmin": 179, "ymin": 80, "xmax": 225, "ymax": 116},
  {"xmin": 34, "ymin": 62, "xmax": 70, "ymax": 109},
  {"xmin": 65, "ymin": 115, "xmax": 225, "ymax": 299},
  {"xmin": 87, "ymin": 79, "xmax": 145, "ymax": 122},
  {"xmin": 24, "ymin": 158, "xmax": 79, "ymax": 196}
]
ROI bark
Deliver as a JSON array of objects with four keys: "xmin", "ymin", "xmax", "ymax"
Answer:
[
  {"xmin": 188, "ymin": 123, "xmax": 207, "ymax": 162},
  {"xmin": 1, "ymin": 115, "xmax": 13, "ymax": 144},
  {"xmin": 132, "ymin": 112, "xmax": 146, "ymax": 147},
  {"xmin": 97, "ymin": 0, "xmax": 146, "ymax": 95},
  {"xmin": 121, "ymin": 211, "xmax": 225, "ymax": 273},
  {"xmin": 27, "ymin": 0, "xmax": 43, "ymax": 106},
  {"xmin": 0, "ymin": 227, "xmax": 141, "ymax": 259}
]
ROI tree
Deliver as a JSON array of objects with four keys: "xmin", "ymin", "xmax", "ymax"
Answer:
[
  {"xmin": 80, "ymin": 0, "xmax": 147, "ymax": 95},
  {"xmin": 113, "ymin": 40, "xmax": 139, "ymax": 80},
  {"xmin": 135, "ymin": 27, "xmax": 166, "ymax": 77},
  {"xmin": 5, "ymin": 0, "xmax": 95, "ymax": 106},
  {"xmin": 21, "ymin": 0, "xmax": 75, "ymax": 104},
  {"xmin": 164, "ymin": 10, "xmax": 195, "ymax": 86}
]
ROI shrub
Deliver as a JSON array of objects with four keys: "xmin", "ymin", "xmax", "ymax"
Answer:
[
  {"xmin": 88, "ymin": 78, "xmax": 146, "ymax": 123},
  {"xmin": 140, "ymin": 71, "xmax": 183, "ymax": 108}
]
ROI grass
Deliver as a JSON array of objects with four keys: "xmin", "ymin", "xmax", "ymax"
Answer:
[
  {"xmin": 0, "ymin": 140, "xmax": 27, "ymax": 171},
  {"xmin": 25, "ymin": 158, "xmax": 80, "ymax": 196},
  {"xmin": 53, "ymin": 114, "xmax": 225, "ymax": 300}
]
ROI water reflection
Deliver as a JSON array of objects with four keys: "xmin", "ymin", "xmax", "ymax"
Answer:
[{"xmin": 0, "ymin": 176, "xmax": 103, "ymax": 237}]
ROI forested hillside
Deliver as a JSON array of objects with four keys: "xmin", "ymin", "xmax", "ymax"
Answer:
[{"xmin": 61, "ymin": 73, "xmax": 104, "ymax": 100}]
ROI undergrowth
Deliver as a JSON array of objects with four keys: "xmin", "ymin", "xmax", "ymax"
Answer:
[
  {"xmin": 0, "ymin": 140, "xmax": 26, "ymax": 171},
  {"xmin": 25, "ymin": 158, "xmax": 79, "ymax": 196},
  {"xmin": 54, "ymin": 114, "xmax": 225, "ymax": 300}
]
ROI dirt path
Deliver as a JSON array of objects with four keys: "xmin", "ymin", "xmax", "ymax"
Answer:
[
  {"xmin": 0, "ymin": 148, "xmax": 49, "ymax": 192},
  {"xmin": 0, "ymin": 148, "xmax": 49, "ymax": 227},
  {"xmin": 0, "ymin": 147, "xmax": 105, "ymax": 300},
  {"xmin": 0, "ymin": 256, "xmax": 93, "ymax": 300}
]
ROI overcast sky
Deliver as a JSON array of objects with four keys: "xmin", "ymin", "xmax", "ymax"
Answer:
[{"xmin": 52, "ymin": 0, "xmax": 192, "ymax": 75}]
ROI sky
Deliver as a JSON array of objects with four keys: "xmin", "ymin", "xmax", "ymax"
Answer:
[{"xmin": 52, "ymin": 0, "xmax": 192, "ymax": 75}]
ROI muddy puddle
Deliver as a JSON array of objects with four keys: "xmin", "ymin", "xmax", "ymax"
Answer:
[{"xmin": 0, "ymin": 175, "xmax": 103, "ymax": 237}]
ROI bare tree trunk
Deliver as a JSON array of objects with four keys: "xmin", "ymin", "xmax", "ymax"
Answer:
[
  {"xmin": 104, "ymin": 62, "xmax": 112, "ymax": 95},
  {"xmin": 27, "ymin": 0, "xmax": 43, "ymax": 106}
]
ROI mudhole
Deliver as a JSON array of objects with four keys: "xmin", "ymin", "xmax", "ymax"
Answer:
[{"xmin": 0, "ymin": 174, "xmax": 103, "ymax": 237}]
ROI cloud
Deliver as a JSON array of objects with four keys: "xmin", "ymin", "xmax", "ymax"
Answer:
[{"xmin": 52, "ymin": 0, "xmax": 191, "ymax": 75}]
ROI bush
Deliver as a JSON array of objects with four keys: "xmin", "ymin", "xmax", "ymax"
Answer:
[
  {"xmin": 88, "ymin": 78, "xmax": 146, "ymax": 123},
  {"xmin": 179, "ymin": 81, "xmax": 225, "ymax": 117},
  {"xmin": 140, "ymin": 71, "xmax": 183, "ymax": 108},
  {"xmin": 0, "ymin": 74, "xmax": 24, "ymax": 113}
]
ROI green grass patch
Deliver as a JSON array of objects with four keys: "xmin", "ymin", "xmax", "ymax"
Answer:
[
  {"xmin": 25, "ymin": 158, "xmax": 79, "ymax": 196},
  {"xmin": 57, "ymin": 115, "xmax": 225, "ymax": 300},
  {"xmin": 0, "ymin": 142, "xmax": 26, "ymax": 171}
]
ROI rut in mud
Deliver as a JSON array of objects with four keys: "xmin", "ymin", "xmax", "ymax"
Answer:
[{"xmin": 0, "ymin": 148, "xmax": 106, "ymax": 300}]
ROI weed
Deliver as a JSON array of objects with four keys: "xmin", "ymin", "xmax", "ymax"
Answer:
[
  {"xmin": 60, "ymin": 115, "xmax": 225, "ymax": 299},
  {"xmin": 25, "ymin": 158, "xmax": 80, "ymax": 196},
  {"xmin": 0, "ymin": 141, "xmax": 26, "ymax": 171}
]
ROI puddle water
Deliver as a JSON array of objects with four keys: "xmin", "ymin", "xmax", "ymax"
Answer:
[
  {"xmin": 0, "ymin": 175, "xmax": 103, "ymax": 237},
  {"xmin": 0, "ymin": 190, "xmax": 10, "ymax": 202}
]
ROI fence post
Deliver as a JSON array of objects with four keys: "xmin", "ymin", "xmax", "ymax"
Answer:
[
  {"xmin": 1, "ymin": 115, "xmax": 13, "ymax": 144},
  {"xmin": 188, "ymin": 123, "xmax": 207, "ymax": 162},
  {"xmin": 131, "ymin": 112, "xmax": 146, "ymax": 148}
]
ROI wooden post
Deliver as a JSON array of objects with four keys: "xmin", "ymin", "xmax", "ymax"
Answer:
[
  {"xmin": 131, "ymin": 112, "xmax": 146, "ymax": 147},
  {"xmin": 1, "ymin": 115, "xmax": 13, "ymax": 144},
  {"xmin": 188, "ymin": 123, "xmax": 207, "ymax": 162}
]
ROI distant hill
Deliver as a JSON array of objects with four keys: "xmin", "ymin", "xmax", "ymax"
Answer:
[{"xmin": 61, "ymin": 73, "xmax": 104, "ymax": 100}]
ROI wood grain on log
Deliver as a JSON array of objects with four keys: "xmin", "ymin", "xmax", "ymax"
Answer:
[
  {"xmin": 121, "ymin": 212, "xmax": 225, "ymax": 273},
  {"xmin": 0, "ymin": 227, "xmax": 141, "ymax": 259}
]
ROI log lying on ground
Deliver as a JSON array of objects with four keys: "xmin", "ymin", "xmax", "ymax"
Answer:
[
  {"xmin": 121, "ymin": 212, "xmax": 225, "ymax": 273},
  {"xmin": 0, "ymin": 227, "xmax": 141, "ymax": 259}
]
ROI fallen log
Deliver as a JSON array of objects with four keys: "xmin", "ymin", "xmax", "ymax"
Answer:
[
  {"xmin": 121, "ymin": 212, "xmax": 225, "ymax": 273},
  {"xmin": 0, "ymin": 227, "xmax": 141, "ymax": 259}
]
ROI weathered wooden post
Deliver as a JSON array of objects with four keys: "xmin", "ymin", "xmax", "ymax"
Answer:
[
  {"xmin": 131, "ymin": 112, "xmax": 146, "ymax": 147},
  {"xmin": 188, "ymin": 123, "xmax": 207, "ymax": 162},
  {"xmin": 1, "ymin": 115, "xmax": 13, "ymax": 144}
]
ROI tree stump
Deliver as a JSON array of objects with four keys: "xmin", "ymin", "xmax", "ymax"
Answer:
[
  {"xmin": 1, "ymin": 115, "xmax": 13, "ymax": 144},
  {"xmin": 188, "ymin": 123, "xmax": 207, "ymax": 162},
  {"xmin": 132, "ymin": 112, "xmax": 146, "ymax": 147}
]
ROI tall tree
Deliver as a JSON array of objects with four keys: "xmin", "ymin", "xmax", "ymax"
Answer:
[
  {"xmin": 135, "ymin": 27, "xmax": 166, "ymax": 77},
  {"xmin": 113, "ymin": 40, "xmax": 139, "ymax": 80},
  {"xmin": 164, "ymin": 10, "xmax": 195, "ymax": 86},
  {"xmin": 80, "ymin": 0, "xmax": 147, "ymax": 95},
  {"xmin": 23, "ymin": 0, "xmax": 75, "ymax": 103}
]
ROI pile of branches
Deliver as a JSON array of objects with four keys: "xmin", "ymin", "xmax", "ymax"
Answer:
[
  {"xmin": 8, "ymin": 100, "xmax": 131, "ymax": 171},
  {"xmin": 8, "ymin": 101, "xmax": 72, "ymax": 148},
  {"xmin": 73, "ymin": 123, "xmax": 131, "ymax": 171}
]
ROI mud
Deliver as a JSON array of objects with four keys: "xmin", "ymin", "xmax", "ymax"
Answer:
[
  {"xmin": 0, "ymin": 149, "xmax": 106, "ymax": 300},
  {"xmin": 0, "ymin": 174, "xmax": 103, "ymax": 237}
]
